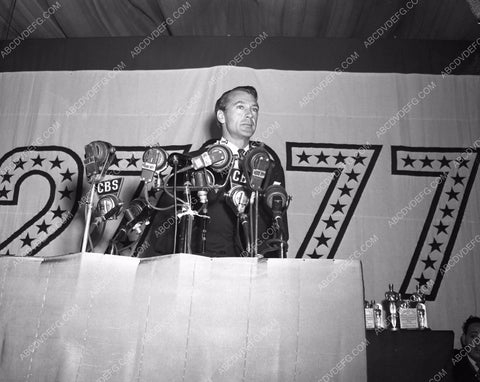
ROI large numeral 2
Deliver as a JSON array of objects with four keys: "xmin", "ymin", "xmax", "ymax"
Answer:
[{"xmin": 0, "ymin": 146, "xmax": 83, "ymax": 256}]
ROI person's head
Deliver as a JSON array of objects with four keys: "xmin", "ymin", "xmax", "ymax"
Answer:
[
  {"xmin": 215, "ymin": 86, "xmax": 259, "ymax": 147},
  {"xmin": 461, "ymin": 315, "xmax": 480, "ymax": 362}
]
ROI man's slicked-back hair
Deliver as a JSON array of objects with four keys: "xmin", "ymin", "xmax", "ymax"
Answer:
[
  {"xmin": 214, "ymin": 86, "xmax": 258, "ymax": 127},
  {"xmin": 462, "ymin": 315, "xmax": 480, "ymax": 335}
]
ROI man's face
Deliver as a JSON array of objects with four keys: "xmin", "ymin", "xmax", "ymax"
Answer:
[
  {"xmin": 217, "ymin": 90, "xmax": 259, "ymax": 143},
  {"xmin": 463, "ymin": 322, "xmax": 480, "ymax": 362}
]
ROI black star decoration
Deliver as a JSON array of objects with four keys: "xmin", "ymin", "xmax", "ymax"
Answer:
[
  {"xmin": 36, "ymin": 219, "xmax": 51, "ymax": 234},
  {"xmin": 297, "ymin": 151, "xmax": 311, "ymax": 164},
  {"xmin": 333, "ymin": 152, "xmax": 347, "ymax": 164},
  {"xmin": 59, "ymin": 186, "xmax": 73, "ymax": 200},
  {"xmin": 420, "ymin": 156, "xmax": 434, "ymax": 168},
  {"xmin": 0, "ymin": 249, "xmax": 13, "ymax": 256},
  {"xmin": 0, "ymin": 185, "xmax": 10, "ymax": 198},
  {"xmin": 60, "ymin": 168, "xmax": 74, "ymax": 182},
  {"xmin": 451, "ymin": 173, "xmax": 465, "ymax": 186},
  {"xmin": 31, "ymin": 155, "xmax": 45, "ymax": 167},
  {"xmin": 445, "ymin": 187, "xmax": 459, "ymax": 201},
  {"xmin": 14, "ymin": 158, "xmax": 27, "ymax": 170},
  {"xmin": 414, "ymin": 273, "xmax": 430, "ymax": 288},
  {"xmin": 433, "ymin": 220, "xmax": 448, "ymax": 235},
  {"xmin": 437, "ymin": 156, "xmax": 451, "ymax": 169},
  {"xmin": 314, "ymin": 233, "xmax": 331, "ymax": 248},
  {"xmin": 352, "ymin": 153, "xmax": 367, "ymax": 165},
  {"xmin": 401, "ymin": 155, "xmax": 416, "ymax": 168},
  {"xmin": 338, "ymin": 184, "xmax": 353, "ymax": 197},
  {"xmin": 126, "ymin": 154, "xmax": 140, "ymax": 168},
  {"xmin": 428, "ymin": 238, "xmax": 443, "ymax": 253},
  {"xmin": 457, "ymin": 159, "xmax": 469, "ymax": 169},
  {"xmin": 50, "ymin": 156, "xmax": 64, "ymax": 169},
  {"xmin": 322, "ymin": 216, "xmax": 339, "ymax": 230},
  {"xmin": 346, "ymin": 169, "xmax": 360, "ymax": 182},
  {"xmin": 51, "ymin": 205, "xmax": 66, "ymax": 219},
  {"xmin": 1, "ymin": 171, "xmax": 13, "ymax": 183},
  {"xmin": 307, "ymin": 249, "xmax": 323, "ymax": 259},
  {"xmin": 331, "ymin": 200, "xmax": 346, "ymax": 214},
  {"xmin": 110, "ymin": 154, "xmax": 121, "ymax": 168},
  {"xmin": 421, "ymin": 255, "xmax": 437, "ymax": 271},
  {"xmin": 20, "ymin": 233, "xmax": 34, "ymax": 248},
  {"xmin": 439, "ymin": 205, "xmax": 454, "ymax": 218},
  {"xmin": 315, "ymin": 151, "xmax": 329, "ymax": 164}
]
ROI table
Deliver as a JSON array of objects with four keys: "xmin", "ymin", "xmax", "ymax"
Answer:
[{"xmin": 366, "ymin": 329, "xmax": 454, "ymax": 382}]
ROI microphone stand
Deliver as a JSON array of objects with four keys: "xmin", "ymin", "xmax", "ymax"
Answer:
[
  {"xmin": 81, "ymin": 183, "xmax": 96, "ymax": 253},
  {"xmin": 276, "ymin": 217, "xmax": 285, "ymax": 259},
  {"xmin": 177, "ymin": 181, "xmax": 193, "ymax": 254},
  {"xmin": 239, "ymin": 213, "xmax": 252, "ymax": 254}
]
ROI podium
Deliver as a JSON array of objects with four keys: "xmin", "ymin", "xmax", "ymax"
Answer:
[{"xmin": 0, "ymin": 253, "xmax": 367, "ymax": 381}]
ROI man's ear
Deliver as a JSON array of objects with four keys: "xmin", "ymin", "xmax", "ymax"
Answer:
[
  {"xmin": 217, "ymin": 110, "xmax": 225, "ymax": 125},
  {"xmin": 461, "ymin": 333, "xmax": 467, "ymax": 347}
]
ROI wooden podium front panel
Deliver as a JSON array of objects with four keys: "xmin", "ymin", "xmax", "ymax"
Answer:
[{"xmin": 0, "ymin": 253, "xmax": 367, "ymax": 382}]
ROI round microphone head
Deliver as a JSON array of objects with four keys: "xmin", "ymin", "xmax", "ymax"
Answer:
[
  {"xmin": 168, "ymin": 152, "xmax": 190, "ymax": 168},
  {"xmin": 264, "ymin": 184, "xmax": 288, "ymax": 210},
  {"xmin": 226, "ymin": 185, "xmax": 250, "ymax": 215},
  {"xmin": 191, "ymin": 169, "xmax": 215, "ymax": 188},
  {"xmin": 88, "ymin": 141, "xmax": 115, "ymax": 164},
  {"xmin": 243, "ymin": 146, "xmax": 270, "ymax": 172},
  {"xmin": 143, "ymin": 147, "xmax": 168, "ymax": 172},
  {"xmin": 207, "ymin": 143, "xmax": 233, "ymax": 172},
  {"xmin": 125, "ymin": 199, "xmax": 147, "ymax": 222},
  {"xmin": 96, "ymin": 194, "xmax": 122, "ymax": 219}
]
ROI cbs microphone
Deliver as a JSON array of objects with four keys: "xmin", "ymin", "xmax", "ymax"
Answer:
[{"xmin": 141, "ymin": 147, "xmax": 168, "ymax": 184}]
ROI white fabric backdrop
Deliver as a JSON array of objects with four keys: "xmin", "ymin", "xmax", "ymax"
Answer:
[{"xmin": 0, "ymin": 66, "xmax": 479, "ymax": 345}]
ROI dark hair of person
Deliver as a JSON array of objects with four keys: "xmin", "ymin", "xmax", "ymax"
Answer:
[
  {"xmin": 214, "ymin": 86, "xmax": 258, "ymax": 127},
  {"xmin": 462, "ymin": 315, "xmax": 480, "ymax": 335}
]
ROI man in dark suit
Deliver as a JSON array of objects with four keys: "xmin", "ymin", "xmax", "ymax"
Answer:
[
  {"xmin": 145, "ymin": 85, "xmax": 288, "ymax": 258},
  {"xmin": 453, "ymin": 316, "xmax": 480, "ymax": 381}
]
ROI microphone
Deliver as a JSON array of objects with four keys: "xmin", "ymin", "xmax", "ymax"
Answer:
[
  {"xmin": 168, "ymin": 153, "xmax": 190, "ymax": 169},
  {"xmin": 226, "ymin": 185, "xmax": 251, "ymax": 253},
  {"xmin": 190, "ymin": 144, "xmax": 233, "ymax": 172},
  {"xmin": 226, "ymin": 185, "xmax": 250, "ymax": 215},
  {"xmin": 191, "ymin": 169, "xmax": 215, "ymax": 204},
  {"xmin": 264, "ymin": 184, "xmax": 289, "ymax": 220},
  {"xmin": 84, "ymin": 141, "xmax": 116, "ymax": 183},
  {"xmin": 141, "ymin": 147, "xmax": 168, "ymax": 183},
  {"xmin": 124, "ymin": 199, "xmax": 151, "ymax": 234},
  {"xmin": 243, "ymin": 146, "xmax": 271, "ymax": 191},
  {"xmin": 90, "ymin": 194, "xmax": 123, "ymax": 235}
]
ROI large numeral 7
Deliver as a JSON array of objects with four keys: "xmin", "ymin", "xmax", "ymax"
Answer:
[
  {"xmin": 393, "ymin": 146, "xmax": 480, "ymax": 300},
  {"xmin": 286, "ymin": 142, "xmax": 382, "ymax": 259}
]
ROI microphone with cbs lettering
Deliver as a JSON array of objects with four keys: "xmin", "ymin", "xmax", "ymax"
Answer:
[{"xmin": 82, "ymin": 141, "xmax": 116, "ymax": 253}]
